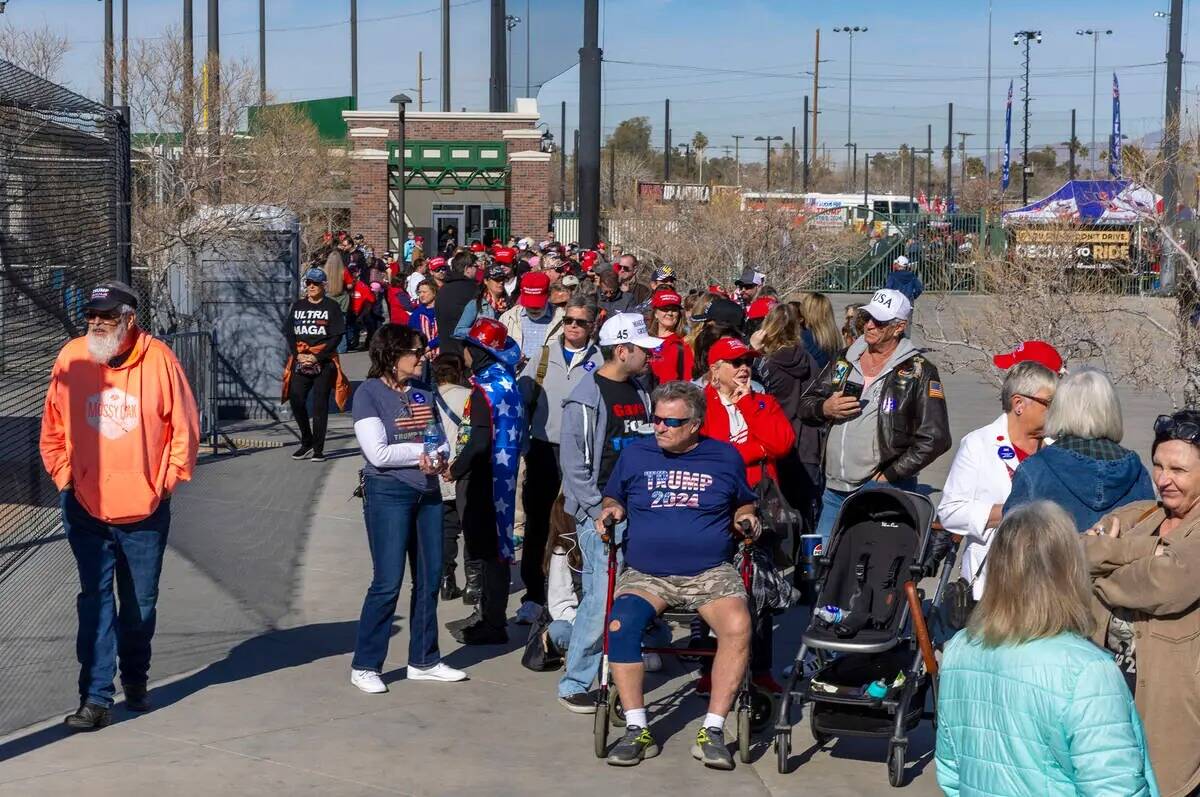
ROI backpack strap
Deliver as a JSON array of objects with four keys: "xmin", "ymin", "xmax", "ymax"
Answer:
[
  {"xmin": 433, "ymin": 389, "xmax": 463, "ymax": 429},
  {"xmin": 534, "ymin": 317, "xmax": 565, "ymax": 387}
]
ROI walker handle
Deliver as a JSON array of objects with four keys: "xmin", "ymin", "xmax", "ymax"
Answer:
[{"xmin": 601, "ymin": 515, "xmax": 616, "ymax": 544}]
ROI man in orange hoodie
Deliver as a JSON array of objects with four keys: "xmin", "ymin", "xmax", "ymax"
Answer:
[{"xmin": 40, "ymin": 281, "xmax": 200, "ymax": 731}]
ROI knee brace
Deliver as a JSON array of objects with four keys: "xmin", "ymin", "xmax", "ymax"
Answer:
[{"xmin": 607, "ymin": 594, "xmax": 657, "ymax": 664}]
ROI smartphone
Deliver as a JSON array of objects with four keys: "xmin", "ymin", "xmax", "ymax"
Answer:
[{"xmin": 841, "ymin": 381, "xmax": 863, "ymax": 400}]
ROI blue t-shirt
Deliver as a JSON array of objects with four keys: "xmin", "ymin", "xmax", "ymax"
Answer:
[
  {"xmin": 351, "ymin": 377, "xmax": 441, "ymax": 493},
  {"xmin": 603, "ymin": 436, "xmax": 756, "ymax": 577}
]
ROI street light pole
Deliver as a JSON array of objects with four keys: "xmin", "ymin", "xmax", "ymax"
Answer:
[
  {"xmin": 732, "ymin": 134, "xmax": 744, "ymax": 186},
  {"xmin": 1014, "ymin": 30, "xmax": 1042, "ymax": 205},
  {"xmin": 755, "ymin": 135, "xmax": 783, "ymax": 191},
  {"xmin": 833, "ymin": 25, "xmax": 867, "ymax": 192},
  {"xmin": 1076, "ymin": 28, "xmax": 1113, "ymax": 176},
  {"xmin": 391, "ymin": 94, "xmax": 412, "ymax": 248}
]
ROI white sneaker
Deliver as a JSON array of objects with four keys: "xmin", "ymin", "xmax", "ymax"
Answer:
[
  {"xmin": 350, "ymin": 668, "xmax": 387, "ymax": 694},
  {"xmin": 514, "ymin": 600, "xmax": 542, "ymax": 625},
  {"xmin": 642, "ymin": 652, "xmax": 663, "ymax": 672},
  {"xmin": 407, "ymin": 662, "xmax": 468, "ymax": 682}
]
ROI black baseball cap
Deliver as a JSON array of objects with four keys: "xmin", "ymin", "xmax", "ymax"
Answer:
[
  {"xmin": 84, "ymin": 281, "xmax": 139, "ymax": 313},
  {"xmin": 703, "ymin": 297, "xmax": 746, "ymax": 328}
]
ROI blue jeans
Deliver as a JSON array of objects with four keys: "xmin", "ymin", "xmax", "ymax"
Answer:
[
  {"xmin": 63, "ymin": 490, "xmax": 170, "ymax": 708},
  {"xmin": 352, "ymin": 476, "xmax": 444, "ymax": 672},
  {"xmin": 814, "ymin": 477, "xmax": 919, "ymax": 545},
  {"xmin": 558, "ymin": 517, "xmax": 623, "ymax": 698}
]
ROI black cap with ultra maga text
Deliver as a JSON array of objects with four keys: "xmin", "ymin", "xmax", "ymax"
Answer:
[{"xmin": 83, "ymin": 281, "xmax": 139, "ymax": 313}]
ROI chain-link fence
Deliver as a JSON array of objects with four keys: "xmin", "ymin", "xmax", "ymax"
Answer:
[{"xmin": 0, "ymin": 60, "xmax": 132, "ymax": 734}]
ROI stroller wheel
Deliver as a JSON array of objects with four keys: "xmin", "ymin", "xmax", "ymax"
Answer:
[
  {"xmin": 592, "ymin": 691, "xmax": 610, "ymax": 758},
  {"xmin": 809, "ymin": 707, "xmax": 831, "ymax": 745},
  {"xmin": 774, "ymin": 730, "xmax": 791, "ymax": 773},
  {"xmin": 749, "ymin": 688, "xmax": 774, "ymax": 732},
  {"xmin": 887, "ymin": 742, "xmax": 907, "ymax": 787},
  {"xmin": 736, "ymin": 702, "xmax": 752, "ymax": 764}
]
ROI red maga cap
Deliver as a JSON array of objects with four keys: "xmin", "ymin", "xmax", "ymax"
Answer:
[
  {"xmin": 651, "ymin": 289, "xmax": 683, "ymax": 309},
  {"xmin": 992, "ymin": 340, "xmax": 1064, "ymax": 373},
  {"xmin": 707, "ymin": 337, "xmax": 754, "ymax": 366},
  {"xmin": 747, "ymin": 296, "xmax": 778, "ymax": 320},
  {"xmin": 469, "ymin": 241, "xmax": 486, "ymax": 253},
  {"xmin": 519, "ymin": 271, "xmax": 551, "ymax": 309},
  {"xmin": 492, "ymin": 246, "xmax": 517, "ymax": 265}
]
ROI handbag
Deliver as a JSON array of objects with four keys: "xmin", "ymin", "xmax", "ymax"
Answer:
[
  {"xmin": 521, "ymin": 607, "xmax": 563, "ymax": 672},
  {"xmin": 750, "ymin": 543, "xmax": 801, "ymax": 613}
]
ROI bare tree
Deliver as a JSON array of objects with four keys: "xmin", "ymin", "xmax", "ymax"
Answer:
[
  {"xmin": 126, "ymin": 27, "xmax": 342, "ymax": 329},
  {"xmin": 601, "ymin": 149, "xmax": 653, "ymax": 209},
  {"xmin": 0, "ymin": 23, "xmax": 69, "ymax": 82}
]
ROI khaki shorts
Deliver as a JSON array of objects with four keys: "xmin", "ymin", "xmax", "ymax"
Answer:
[{"xmin": 616, "ymin": 563, "xmax": 746, "ymax": 612}]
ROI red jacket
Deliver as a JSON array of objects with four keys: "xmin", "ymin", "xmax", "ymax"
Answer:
[
  {"xmin": 699, "ymin": 383, "xmax": 795, "ymax": 488},
  {"xmin": 649, "ymin": 332, "xmax": 695, "ymax": 384},
  {"xmin": 349, "ymin": 280, "xmax": 376, "ymax": 316},
  {"xmin": 386, "ymin": 285, "xmax": 412, "ymax": 325}
]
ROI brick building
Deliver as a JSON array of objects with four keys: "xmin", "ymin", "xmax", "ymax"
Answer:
[{"xmin": 342, "ymin": 98, "xmax": 552, "ymax": 254}]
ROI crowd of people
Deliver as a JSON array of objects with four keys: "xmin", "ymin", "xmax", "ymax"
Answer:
[{"xmin": 37, "ymin": 226, "xmax": 1199, "ymax": 792}]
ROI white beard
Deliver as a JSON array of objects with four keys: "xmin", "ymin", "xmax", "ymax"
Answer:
[{"xmin": 86, "ymin": 327, "xmax": 127, "ymax": 363}]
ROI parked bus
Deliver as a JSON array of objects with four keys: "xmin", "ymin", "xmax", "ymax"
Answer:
[{"xmin": 741, "ymin": 192, "xmax": 920, "ymax": 232}]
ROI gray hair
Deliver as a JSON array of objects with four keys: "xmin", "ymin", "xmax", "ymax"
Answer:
[
  {"xmin": 1000, "ymin": 361, "xmax": 1058, "ymax": 412},
  {"xmin": 650, "ymin": 380, "xmax": 706, "ymax": 424},
  {"xmin": 1043, "ymin": 366, "xmax": 1123, "ymax": 442},
  {"xmin": 564, "ymin": 292, "xmax": 597, "ymax": 320}
]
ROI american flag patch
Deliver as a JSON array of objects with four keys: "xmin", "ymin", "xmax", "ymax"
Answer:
[
  {"xmin": 395, "ymin": 401, "xmax": 435, "ymax": 431},
  {"xmin": 928, "ymin": 381, "xmax": 945, "ymax": 399}
]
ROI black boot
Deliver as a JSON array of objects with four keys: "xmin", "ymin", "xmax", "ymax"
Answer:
[
  {"xmin": 123, "ymin": 683, "xmax": 151, "ymax": 713},
  {"xmin": 462, "ymin": 559, "xmax": 482, "ymax": 605},
  {"xmin": 441, "ymin": 573, "xmax": 463, "ymax": 602},
  {"xmin": 64, "ymin": 702, "xmax": 111, "ymax": 731}
]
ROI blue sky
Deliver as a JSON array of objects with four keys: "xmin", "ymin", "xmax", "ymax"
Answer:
[{"xmin": 4, "ymin": 0, "xmax": 1190, "ymax": 164}]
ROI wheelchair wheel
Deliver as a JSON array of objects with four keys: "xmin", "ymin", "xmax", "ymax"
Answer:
[
  {"xmin": 593, "ymin": 692, "xmax": 610, "ymax": 758},
  {"xmin": 736, "ymin": 702, "xmax": 752, "ymax": 764},
  {"xmin": 749, "ymin": 688, "xmax": 774, "ymax": 732},
  {"xmin": 887, "ymin": 742, "xmax": 907, "ymax": 787},
  {"xmin": 608, "ymin": 689, "xmax": 625, "ymax": 728},
  {"xmin": 774, "ymin": 730, "xmax": 790, "ymax": 774}
]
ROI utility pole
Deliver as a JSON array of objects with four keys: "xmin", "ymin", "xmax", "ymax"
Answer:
[
  {"xmin": 985, "ymin": 0, "xmax": 993, "ymax": 176},
  {"xmin": 1076, "ymin": 28, "xmax": 1113, "ymax": 176},
  {"xmin": 1014, "ymin": 30, "xmax": 1042, "ymax": 205},
  {"xmin": 945, "ymin": 102, "xmax": 954, "ymax": 202},
  {"xmin": 525, "ymin": 0, "xmax": 531, "ymax": 98},
  {"xmin": 417, "ymin": 52, "xmax": 424, "ymax": 110},
  {"xmin": 183, "ymin": 0, "xmax": 193, "ymax": 142},
  {"xmin": 732, "ymin": 134, "xmax": 744, "ymax": 185},
  {"xmin": 560, "ymin": 100, "xmax": 567, "ymax": 209},
  {"xmin": 851, "ymin": 142, "xmax": 857, "ymax": 186},
  {"xmin": 863, "ymin": 151, "xmax": 869, "ymax": 203},
  {"xmin": 790, "ymin": 125, "xmax": 797, "ymax": 193},
  {"xmin": 609, "ymin": 145, "xmax": 616, "ymax": 208},
  {"xmin": 1163, "ymin": 0, "xmax": 1184, "ymax": 231},
  {"xmin": 441, "ymin": 0, "xmax": 450, "ymax": 111},
  {"xmin": 120, "ymin": 0, "xmax": 128, "ymax": 104},
  {"xmin": 811, "ymin": 28, "xmax": 821, "ymax": 162},
  {"xmin": 908, "ymin": 143, "xmax": 916, "ymax": 203},
  {"xmin": 489, "ymin": 0, "xmax": 507, "ymax": 112},
  {"xmin": 1069, "ymin": 109, "xmax": 1077, "ymax": 179},
  {"xmin": 573, "ymin": 128, "xmax": 580, "ymax": 210},
  {"xmin": 802, "ymin": 96, "xmax": 810, "ymax": 192},
  {"xmin": 207, "ymin": 0, "xmax": 220, "ymax": 197},
  {"xmin": 579, "ymin": 0, "xmax": 600, "ymax": 247},
  {"xmin": 663, "ymin": 99, "xmax": 671, "ymax": 182},
  {"xmin": 258, "ymin": 0, "xmax": 266, "ymax": 107},
  {"xmin": 924, "ymin": 124, "xmax": 933, "ymax": 201},
  {"xmin": 350, "ymin": 0, "xmax": 358, "ymax": 108},
  {"xmin": 103, "ymin": 0, "xmax": 114, "ymax": 106},
  {"xmin": 957, "ymin": 131, "xmax": 974, "ymax": 187},
  {"xmin": 834, "ymin": 26, "xmax": 867, "ymax": 191}
]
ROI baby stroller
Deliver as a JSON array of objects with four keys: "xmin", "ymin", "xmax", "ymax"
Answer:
[{"xmin": 772, "ymin": 487, "xmax": 955, "ymax": 787}]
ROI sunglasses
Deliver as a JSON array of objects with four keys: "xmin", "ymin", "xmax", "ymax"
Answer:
[
  {"xmin": 619, "ymin": 265, "xmax": 635, "ymax": 273},
  {"xmin": 651, "ymin": 415, "xmax": 692, "ymax": 428},
  {"xmin": 84, "ymin": 310, "xmax": 122, "ymax": 324},
  {"xmin": 857, "ymin": 311, "xmax": 895, "ymax": 327},
  {"xmin": 563, "ymin": 317, "xmax": 591, "ymax": 327},
  {"xmin": 400, "ymin": 347, "xmax": 427, "ymax": 358},
  {"xmin": 1015, "ymin": 393, "xmax": 1052, "ymax": 408},
  {"xmin": 1154, "ymin": 414, "xmax": 1200, "ymax": 444},
  {"xmin": 722, "ymin": 356, "xmax": 754, "ymax": 368},
  {"xmin": 304, "ymin": 279, "xmax": 325, "ymax": 287}
]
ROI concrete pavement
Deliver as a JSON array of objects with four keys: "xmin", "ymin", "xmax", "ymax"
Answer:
[{"xmin": 0, "ymin": 314, "xmax": 1172, "ymax": 795}]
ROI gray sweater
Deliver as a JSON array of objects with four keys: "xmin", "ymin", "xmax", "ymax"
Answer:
[
  {"xmin": 518, "ymin": 341, "xmax": 604, "ymax": 443},
  {"xmin": 559, "ymin": 370, "xmax": 651, "ymax": 522}
]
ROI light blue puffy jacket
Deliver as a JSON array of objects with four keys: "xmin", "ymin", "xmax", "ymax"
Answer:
[{"xmin": 936, "ymin": 631, "xmax": 1159, "ymax": 797}]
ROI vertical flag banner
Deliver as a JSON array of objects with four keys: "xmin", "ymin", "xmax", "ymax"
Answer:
[
  {"xmin": 1002, "ymin": 80, "xmax": 1013, "ymax": 189},
  {"xmin": 1110, "ymin": 73, "xmax": 1122, "ymax": 177}
]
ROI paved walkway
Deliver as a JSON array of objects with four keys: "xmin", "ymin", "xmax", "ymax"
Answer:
[{"xmin": 0, "ymin": 314, "xmax": 1170, "ymax": 795}]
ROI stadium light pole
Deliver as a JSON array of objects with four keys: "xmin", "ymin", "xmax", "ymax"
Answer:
[
  {"xmin": 755, "ymin": 135, "xmax": 783, "ymax": 191},
  {"xmin": 1013, "ymin": 30, "xmax": 1042, "ymax": 205},
  {"xmin": 1075, "ymin": 28, "xmax": 1113, "ymax": 177},
  {"xmin": 391, "ymin": 94, "xmax": 412, "ymax": 247},
  {"xmin": 833, "ymin": 25, "xmax": 867, "ymax": 192}
]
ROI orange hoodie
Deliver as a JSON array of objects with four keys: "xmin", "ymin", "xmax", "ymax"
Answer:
[{"xmin": 40, "ymin": 328, "xmax": 200, "ymax": 525}]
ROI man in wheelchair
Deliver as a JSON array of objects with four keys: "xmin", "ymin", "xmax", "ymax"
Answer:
[{"xmin": 595, "ymin": 381, "xmax": 761, "ymax": 769}]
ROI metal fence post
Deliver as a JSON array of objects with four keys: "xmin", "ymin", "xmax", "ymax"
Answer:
[{"xmin": 209, "ymin": 329, "xmax": 220, "ymax": 450}]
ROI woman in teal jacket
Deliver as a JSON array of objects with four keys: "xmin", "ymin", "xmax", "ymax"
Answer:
[{"xmin": 936, "ymin": 500, "xmax": 1158, "ymax": 797}]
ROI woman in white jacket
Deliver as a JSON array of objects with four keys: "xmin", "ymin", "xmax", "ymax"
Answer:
[{"xmin": 937, "ymin": 361, "xmax": 1057, "ymax": 597}]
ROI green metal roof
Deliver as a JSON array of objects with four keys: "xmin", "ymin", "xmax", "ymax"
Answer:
[{"xmin": 248, "ymin": 95, "xmax": 354, "ymax": 142}]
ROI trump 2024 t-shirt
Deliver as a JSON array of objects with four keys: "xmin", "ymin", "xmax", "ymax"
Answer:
[{"xmin": 602, "ymin": 436, "xmax": 756, "ymax": 577}]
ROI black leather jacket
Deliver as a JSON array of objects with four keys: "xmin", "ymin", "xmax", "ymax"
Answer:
[{"xmin": 797, "ymin": 346, "xmax": 952, "ymax": 483}]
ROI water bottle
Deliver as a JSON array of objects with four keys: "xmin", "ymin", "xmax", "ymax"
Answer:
[
  {"xmin": 423, "ymin": 418, "xmax": 443, "ymax": 470},
  {"xmin": 865, "ymin": 679, "xmax": 889, "ymax": 699},
  {"xmin": 814, "ymin": 605, "xmax": 844, "ymax": 625}
]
